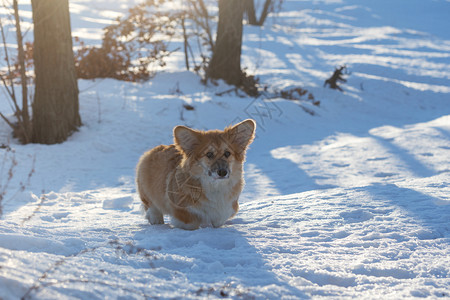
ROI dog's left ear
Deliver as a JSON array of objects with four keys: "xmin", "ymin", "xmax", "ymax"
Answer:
[
  {"xmin": 227, "ymin": 119, "xmax": 256, "ymax": 152},
  {"xmin": 174, "ymin": 126, "xmax": 200, "ymax": 154}
]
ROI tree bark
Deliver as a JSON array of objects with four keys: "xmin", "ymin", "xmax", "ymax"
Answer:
[
  {"xmin": 207, "ymin": 0, "xmax": 245, "ymax": 86},
  {"xmin": 31, "ymin": 0, "xmax": 81, "ymax": 144}
]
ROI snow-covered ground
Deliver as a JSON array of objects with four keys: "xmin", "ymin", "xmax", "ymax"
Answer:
[{"xmin": 1, "ymin": 0, "xmax": 449, "ymax": 299}]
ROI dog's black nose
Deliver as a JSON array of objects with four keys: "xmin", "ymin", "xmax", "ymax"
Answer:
[{"xmin": 217, "ymin": 169, "xmax": 228, "ymax": 177}]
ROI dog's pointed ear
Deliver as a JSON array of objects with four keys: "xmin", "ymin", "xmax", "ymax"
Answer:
[
  {"xmin": 228, "ymin": 119, "xmax": 256, "ymax": 152},
  {"xmin": 174, "ymin": 126, "xmax": 200, "ymax": 154}
]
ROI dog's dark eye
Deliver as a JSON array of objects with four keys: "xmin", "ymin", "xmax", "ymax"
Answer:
[
  {"xmin": 224, "ymin": 151, "xmax": 231, "ymax": 158},
  {"xmin": 206, "ymin": 152, "xmax": 214, "ymax": 159}
]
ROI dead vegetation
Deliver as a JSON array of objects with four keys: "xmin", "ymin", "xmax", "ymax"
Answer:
[{"xmin": 324, "ymin": 65, "xmax": 349, "ymax": 91}]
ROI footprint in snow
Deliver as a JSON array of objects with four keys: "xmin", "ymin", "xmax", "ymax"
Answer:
[
  {"xmin": 332, "ymin": 163, "xmax": 350, "ymax": 168},
  {"xmin": 53, "ymin": 212, "xmax": 70, "ymax": 219},
  {"xmin": 340, "ymin": 210, "xmax": 374, "ymax": 223},
  {"xmin": 420, "ymin": 152, "xmax": 434, "ymax": 157},
  {"xmin": 367, "ymin": 157, "xmax": 388, "ymax": 161},
  {"xmin": 353, "ymin": 265, "xmax": 415, "ymax": 279},
  {"xmin": 374, "ymin": 172, "xmax": 397, "ymax": 178},
  {"xmin": 299, "ymin": 231, "xmax": 320, "ymax": 238}
]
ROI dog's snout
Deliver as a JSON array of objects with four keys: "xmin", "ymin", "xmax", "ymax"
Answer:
[
  {"xmin": 209, "ymin": 159, "xmax": 230, "ymax": 179},
  {"xmin": 217, "ymin": 169, "xmax": 228, "ymax": 178}
]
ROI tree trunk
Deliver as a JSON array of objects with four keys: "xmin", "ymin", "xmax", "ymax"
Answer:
[
  {"xmin": 245, "ymin": 0, "xmax": 272, "ymax": 26},
  {"xmin": 31, "ymin": 0, "xmax": 81, "ymax": 144},
  {"xmin": 207, "ymin": 0, "xmax": 245, "ymax": 86}
]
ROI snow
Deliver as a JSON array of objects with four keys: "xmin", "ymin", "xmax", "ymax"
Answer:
[{"xmin": 1, "ymin": 0, "xmax": 449, "ymax": 299}]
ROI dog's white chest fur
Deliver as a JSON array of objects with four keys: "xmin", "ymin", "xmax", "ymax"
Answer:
[{"xmin": 193, "ymin": 178, "xmax": 237, "ymax": 227}]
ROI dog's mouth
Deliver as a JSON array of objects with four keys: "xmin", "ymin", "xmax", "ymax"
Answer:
[{"xmin": 208, "ymin": 169, "xmax": 230, "ymax": 179}]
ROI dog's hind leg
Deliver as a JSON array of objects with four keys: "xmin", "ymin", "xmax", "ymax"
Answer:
[
  {"xmin": 144, "ymin": 204, "xmax": 164, "ymax": 225},
  {"xmin": 138, "ymin": 183, "xmax": 164, "ymax": 225},
  {"xmin": 139, "ymin": 190, "xmax": 164, "ymax": 224}
]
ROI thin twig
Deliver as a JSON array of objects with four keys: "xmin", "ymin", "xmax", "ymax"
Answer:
[
  {"xmin": 0, "ymin": 14, "xmax": 19, "ymax": 110},
  {"xmin": 215, "ymin": 87, "xmax": 238, "ymax": 96},
  {"xmin": 0, "ymin": 112, "xmax": 15, "ymax": 129},
  {"xmin": 13, "ymin": 0, "xmax": 31, "ymax": 143},
  {"xmin": 21, "ymin": 192, "xmax": 43, "ymax": 226},
  {"xmin": 181, "ymin": 16, "xmax": 190, "ymax": 71}
]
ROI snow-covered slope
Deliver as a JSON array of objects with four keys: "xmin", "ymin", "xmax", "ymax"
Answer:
[{"xmin": 0, "ymin": 0, "xmax": 449, "ymax": 299}]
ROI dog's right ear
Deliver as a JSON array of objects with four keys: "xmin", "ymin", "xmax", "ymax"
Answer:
[{"xmin": 174, "ymin": 126, "xmax": 200, "ymax": 154}]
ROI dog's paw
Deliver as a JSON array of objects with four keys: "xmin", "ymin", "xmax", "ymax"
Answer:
[
  {"xmin": 145, "ymin": 207, "xmax": 164, "ymax": 225},
  {"xmin": 211, "ymin": 220, "xmax": 226, "ymax": 228},
  {"xmin": 171, "ymin": 217, "xmax": 200, "ymax": 230}
]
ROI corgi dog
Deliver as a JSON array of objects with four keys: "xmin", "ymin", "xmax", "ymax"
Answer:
[{"xmin": 136, "ymin": 119, "xmax": 255, "ymax": 230}]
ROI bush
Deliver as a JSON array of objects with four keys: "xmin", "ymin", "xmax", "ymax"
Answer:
[{"xmin": 75, "ymin": 1, "xmax": 178, "ymax": 82}]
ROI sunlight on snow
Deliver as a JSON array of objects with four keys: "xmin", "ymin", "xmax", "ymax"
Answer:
[
  {"xmin": 354, "ymin": 72, "xmax": 450, "ymax": 93},
  {"xmin": 71, "ymin": 28, "xmax": 104, "ymax": 41}
]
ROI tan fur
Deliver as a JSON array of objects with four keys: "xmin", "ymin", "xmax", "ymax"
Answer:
[{"xmin": 136, "ymin": 119, "xmax": 255, "ymax": 230}]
